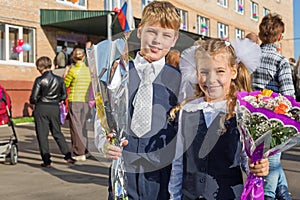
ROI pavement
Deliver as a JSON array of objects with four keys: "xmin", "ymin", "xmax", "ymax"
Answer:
[{"xmin": 0, "ymin": 122, "xmax": 300, "ymax": 200}]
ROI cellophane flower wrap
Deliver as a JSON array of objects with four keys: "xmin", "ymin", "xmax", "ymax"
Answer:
[
  {"xmin": 87, "ymin": 38, "xmax": 129, "ymax": 200},
  {"xmin": 236, "ymin": 89, "xmax": 300, "ymax": 200}
]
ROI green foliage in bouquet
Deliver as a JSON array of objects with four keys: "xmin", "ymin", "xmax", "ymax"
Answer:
[{"xmin": 242, "ymin": 111, "xmax": 298, "ymax": 149}]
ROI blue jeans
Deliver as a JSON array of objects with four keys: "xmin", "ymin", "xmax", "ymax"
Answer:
[{"xmin": 264, "ymin": 153, "xmax": 290, "ymax": 199}]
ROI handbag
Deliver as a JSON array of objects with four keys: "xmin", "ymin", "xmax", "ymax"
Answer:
[{"xmin": 60, "ymin": 103, "xmax": 68, "ymax": 125}]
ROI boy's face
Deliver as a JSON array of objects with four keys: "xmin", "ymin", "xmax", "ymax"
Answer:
[
  {"xmin": 197, "ymin": 52, "xmax": 237, "ymax": 102},
  {"xmin": 137, "ymin": 22, "xmax": 178, "ymax": 62}
]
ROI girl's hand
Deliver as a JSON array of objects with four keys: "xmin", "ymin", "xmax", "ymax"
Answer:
[
  {"xmin": 249, "ymin": 158, "xmax": 269, "ymax": 177},
  {"xmin": 103, "ymin": 133, "xmax": 128, "ymax": 160}
]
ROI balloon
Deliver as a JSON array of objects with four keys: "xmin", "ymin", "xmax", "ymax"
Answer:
[
  {"xmin": 71, "ymin": 0, "xmax": 78, "ymax": 3},
  {"xmin": 113, "ymin": 7, "xmax": 121, "ymax": 13},
  {"xmin": 17, "ymin": 39, "xmax": 24, "ymax": 46},
  {"xmin": 22, "ymin": 43, "xmax": 31, "ymax": 51},
  {"xmin": 15, "ymin": 45, "xmax": 23, "ymax": 53},
  {"xmin": 200, "ymin": 28, "xmax": 206, "ymax": 33}
]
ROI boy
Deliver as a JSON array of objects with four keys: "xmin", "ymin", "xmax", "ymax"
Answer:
[
  {"xmin": 252, "ymin": 13, "xmax": 294, "ymax": 200},
  {"xmin": 95, "ymin": 1, "xmax": 181, "ymax": 199}
]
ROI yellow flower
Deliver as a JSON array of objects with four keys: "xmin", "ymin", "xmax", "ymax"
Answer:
[{"xmin": 261, "ymin": 89, "xmax": 273, "ymax": 97}]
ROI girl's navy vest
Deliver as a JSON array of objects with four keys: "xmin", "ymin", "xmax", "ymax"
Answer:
[{"xmin": 181, "ymin": 110, "xmax": 244, "ymax": 200}]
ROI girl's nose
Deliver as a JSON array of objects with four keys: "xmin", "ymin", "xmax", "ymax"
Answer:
[{"xmin": 207, "ymin": 71, "xmax": 218, "ymax": 83}]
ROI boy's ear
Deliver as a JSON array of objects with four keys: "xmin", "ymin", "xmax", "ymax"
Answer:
[
  {"xmin": 171, "ymin": 33, "xmax": 179, "ymax": 48},
  {"xmin": 137, "ymin": 24, "xmax": 142, "ymax": 39}
]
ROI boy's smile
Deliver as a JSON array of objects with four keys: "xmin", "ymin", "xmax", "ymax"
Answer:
[{"xmin": 138, "ymin": 22, "xmax": 178, "ymax": 63}]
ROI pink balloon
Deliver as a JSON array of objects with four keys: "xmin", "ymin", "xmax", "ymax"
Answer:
[
  {"xmin": 15, "ymin": 45, "xmax": 23, "ymax": 53},
  {"xmin": 17, "ymin": 39, "xmax": 24, "ymax": 46}
]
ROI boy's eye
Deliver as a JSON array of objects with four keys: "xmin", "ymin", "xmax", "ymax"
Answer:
[
  {"xmin": 163, "ymin": 34, "xmax": 172, "ymax": 38},
  {"xmin": 217, "ymin": 70, "xmax": 225, "ymax": 73}
]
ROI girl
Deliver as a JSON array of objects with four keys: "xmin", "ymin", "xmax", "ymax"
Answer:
[{"xmin": 168, "ymin": 38, "xmax": 269, "ymax": 200}]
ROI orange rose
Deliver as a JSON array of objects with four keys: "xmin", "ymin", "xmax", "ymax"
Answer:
[{"xmin": 274, "ymin": 103, "xmax": 289, "ymax": 114}]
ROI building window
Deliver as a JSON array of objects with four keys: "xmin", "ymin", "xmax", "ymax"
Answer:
[
  {"xmin": 235, "ymin": 0, "xmax": 244, "ymax": 14},
  {"xmin": 105, "ymin": 0, "xmax": 125, "ymax": 10},
  {"xmin": 197, "ymin": 15, "xmax": 210, "ymax": 36},
  {"xmin": 0, "ymin": 23, "xmax": 35, "ymax": 64},
  {"xmin": 178, "ymin": 9, "xmax": 188, "ymax": 31},
  {"xmin": 263, "ymin": 7, "xmax": 270, "ymax": 16},
  {"xmin": 218, "ymin": 22, "xmax": 228, "ymax": 40},
  {"xmin": 235, "ymin": 28, "xmax": 245, "ymax": 39},
  {"xmin": 142, "ymin": 0, "xmax": 154, "ymax": 9},
  {"xmin": 57, "ymin": 0, "xmax": 86, "ymax": 8},
  {"xmin": 251, "ymin": 1, "xmax": 259, "ymax": 20},
  {"xmin": 217, "ymin": 0, "xmax": 228, "ymax": 8}
]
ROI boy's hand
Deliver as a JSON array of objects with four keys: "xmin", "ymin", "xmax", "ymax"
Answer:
[
  {"xmin": 103, "ymin": 133, "xmax": 128, "ymax": 160},
  {"xmin": 249, "ymin": 158, "xmax": 269, "ymax": 177}
]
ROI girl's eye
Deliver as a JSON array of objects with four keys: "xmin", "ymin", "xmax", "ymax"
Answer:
[{"xmin": 200, "ymin": 71, "xmax": 208, "ymax": 75}]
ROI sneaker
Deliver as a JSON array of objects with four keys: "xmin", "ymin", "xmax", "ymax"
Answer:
[
  {"xmin": 66, "ymin": 158, "xmax": 76, "ymax": 164},
  {"xmin": 41, "ymin": 163, "xmax": 52, "ymax": 168},
  {"xmin": 72, "ymin": 155, "xmax": 86, "ymax": 161}
]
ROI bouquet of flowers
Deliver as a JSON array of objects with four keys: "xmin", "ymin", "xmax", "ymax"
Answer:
[
  {"xmin": 236, "ymin": 89, "xmax": 300, "ymax": 200},
  {"xmin": 87, "ymin": 38, "xmax": 129, "ymax": 200}
]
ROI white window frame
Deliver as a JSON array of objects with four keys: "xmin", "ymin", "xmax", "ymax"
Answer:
[
  {"xmin": 235, "ymin": 28, "xmax": 245, "ymax": 39},
  {"xmin": 0, "ymin": 23, "xmax": 35, "ymax": 66},
  {"xmin": 179, "ymin": 9, "xmax": 188, "ymax": 31},
  {"xmin": 105, "ymin": 0, "xmax": 125, "ymax": 10},
  {"xmin": 56, "ymin": 0, "xmax": 87, "ymax": 9},
  {"xmin": 218, "ymin": 22, "xmax": 228, "ymax": 39},
  {"xmin": 250, "ymin": 1, "xmax": 259, "ymax": 21},
  {"xmin": 217, "ymin": 0, "xmax": 228, "ymax": 8},
  {"xmin": 197, "ymin": 15, "xmax": 210, "ymax": 36},
  {"xmin": 235, "ymin": 0, "xmax": 244, "ymax": 15},
  {"xmin": 263, "ymin": 7, "xmax": 270, "ymax": 16},
  {"xmin": 142, "ymin": 0, "xmax": 154, "ymax": 9}
]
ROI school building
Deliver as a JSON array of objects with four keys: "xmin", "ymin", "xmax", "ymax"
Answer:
[{"xmin": 0, "ymin": 0, "xmax": 293, "ymax": 117}]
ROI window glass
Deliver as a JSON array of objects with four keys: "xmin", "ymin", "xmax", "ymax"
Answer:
[
  {"xmin": 251, "ymin": 1, "xmax": 259, "ymax": 20},
  {"xmin": 57, "ymin": 0, "xmax": 86, "ymax": 7},
  {"xmin": 218, "ymin": 22, "xmax": 228, "ymax": 40},
  {"xmin": 9, "ymin": 26, "xmax": 20, "ymax": 61},
  {"xmin": 197, "ymin": 16, "xmax": 210, "ymax": 36},
  {"xmin": 217, "ymin": 0, "xmax": 228, "ymax": 7},
  {"xmin": 142, "ymin": 0, "xmax": 154, "ymax": 9},
  {"xmin": 0, "ymin": 23, "xmax": 5, "ymax": 60},
  {"xmin": 179, "ymin": 9, "xmax": 188, "ymax": 31},
  {"xmin": 263, "ymin": 7, "xmax": 270, "ymax": 16},
  {"xmin": 235, "ymin": 0, "xmax": 244, "ymax": 14},
  {"xmin": 23, "ymin": 28, "xmax": 34, "ymax": 63},
  {"xmin": 235, "ymin": 28, "xmax": 245, "ymax": 39},
  {"xmin": 0, "ymin": 23, "xmax": 35, "ymax": 64},
  {"xmin": 105, "ymin": 0, "xmax": 125, "ymax": 10}
]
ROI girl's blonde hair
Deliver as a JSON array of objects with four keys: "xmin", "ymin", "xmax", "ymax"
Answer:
[
  {"xmin": 140, "ymin": 1, "xmax": 181, "ymax": 31},
  {"xmin": 170, "ymin": 38, "xmax": 251, "ymax": 121}
]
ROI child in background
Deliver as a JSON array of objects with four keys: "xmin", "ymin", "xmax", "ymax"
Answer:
[
  {"xmin": 94, "ymin": 1, "xmax": 182, "ymax": 199},
  {"xmin": 168, "ymin": 38, "xmax": 269, "ymax": 200},
  {"xmin": 252, "ymin": 13, "xmax": 294, "ymax": 200}
]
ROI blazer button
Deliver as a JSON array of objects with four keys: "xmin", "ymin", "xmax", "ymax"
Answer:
[{"xmin": 200, "ymin": 178, "xmax": 205, "ymax": 183}]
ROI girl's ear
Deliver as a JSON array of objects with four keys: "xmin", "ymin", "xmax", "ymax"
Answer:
[{"xmin": 231, "ymin": 65, "xmax": 238, "ymax": 80}]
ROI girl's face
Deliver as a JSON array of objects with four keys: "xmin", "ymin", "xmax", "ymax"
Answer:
[
  {"xmin": 137, "ymin": 21, "xmax": 178, "ymax": 62},
  {"xmin": 197, "ymin": 51, "xmax": 237, "ymax": 102}
]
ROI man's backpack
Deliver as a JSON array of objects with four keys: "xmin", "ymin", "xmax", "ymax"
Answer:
[{"xmin": 0, "ymin": 85, "xmax": 12, "ymax": 125}]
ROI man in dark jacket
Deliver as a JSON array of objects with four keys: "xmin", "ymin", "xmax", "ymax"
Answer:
[{"xmin": 30, "ymin": 56, "xmax": 76, "ymax": 167}]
